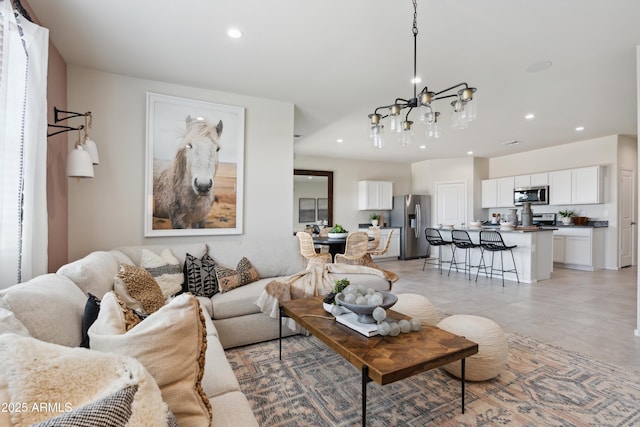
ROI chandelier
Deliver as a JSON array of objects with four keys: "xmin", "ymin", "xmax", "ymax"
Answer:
[{"xmin": 368, "ymin": 0, "xmax": 478, "ymax": 149}]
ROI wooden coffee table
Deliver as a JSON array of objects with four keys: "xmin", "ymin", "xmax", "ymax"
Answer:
[{"xmin": 279, "ymin": 296, "xmax": 478, "ymax": 426}]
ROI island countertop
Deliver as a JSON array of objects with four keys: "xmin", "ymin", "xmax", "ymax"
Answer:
[{"xmin": 440, "ymin": 226, "xmax": 556, "ymax": 233}]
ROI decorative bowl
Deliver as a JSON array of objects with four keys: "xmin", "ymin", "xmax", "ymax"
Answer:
[
  {"xmin": 469, "ymin": 221, "xmax": 482, "ymax": 228},
  {"xmin": 328, "ymin": 232, "xmax": 348, "ymax": 239},
  {"xmin": 335, "ymin": 291, "xmax": 398, "ymax": 324}
]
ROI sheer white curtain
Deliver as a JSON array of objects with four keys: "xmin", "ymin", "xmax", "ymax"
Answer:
[{"xmin": 0, "ymin": 0, "xmax": 49, "ymax": 289}]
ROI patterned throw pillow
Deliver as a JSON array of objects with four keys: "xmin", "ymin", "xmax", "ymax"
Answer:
[
  {"xmin": 183, "ymin": 253, "xmax": 218, "ymax": 297},
  {"xmin": 114, "ymin": 264, "xmax": 165, "ymax": 315},
  {"xmin": 140, "ymin": 249, "xmax": 183, "ymax": 298},
  {"xmin": 80, "ymin": 293, "xmax": 101, "ymax": 348},
  {"xmin": 215, "ymin": 257, "xmax": 260, "ymax": 293}
]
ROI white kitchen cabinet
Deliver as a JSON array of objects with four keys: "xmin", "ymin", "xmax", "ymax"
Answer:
[
  {"xmin": 481, "ymin": 177, "xmax": 514, "ymax": 208},
  {"xmin": 549, "ymin": 170, "xmax": 572, "ymax": 205},
  {"xmin": 572, "ymin": 166, "xmax": 604, "ymax": 204},
  {"xmin": 514, "ymin": 173, "xmax": 548, "ymax": 189},
  {"xmin": 358, "ymin": 180, "xmax": 393, "ymax": 210},
  {"xmin": 497, "ymin": 177, "xmax": 515, "ymax": 207},
  {"xmin": 481, "ymin": 179, "xmax": 498, "ymax": 208},
  {"xmin": 553, "ymin": 227, "xmax": 604, "ymax": 271}
]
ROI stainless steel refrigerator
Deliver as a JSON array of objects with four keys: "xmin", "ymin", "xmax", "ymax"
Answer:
[{"xmin": 390, "ymin": 195, "xmax": 431, "ymax": 259}]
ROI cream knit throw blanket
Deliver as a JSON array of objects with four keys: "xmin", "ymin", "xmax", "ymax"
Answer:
[{"xmin": 256, "ymin": 263, "xmax": 392, "ymax": 330}]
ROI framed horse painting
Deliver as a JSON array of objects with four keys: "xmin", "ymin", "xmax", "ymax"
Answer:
[{"xmin": 145, "ymin": 92, "xmax": 245, "ymax": 236}]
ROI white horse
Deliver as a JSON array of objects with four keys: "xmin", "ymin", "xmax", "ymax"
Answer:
[{"xmin": 153, "ymin": 116, "xmax": 223, "ymax": 228}]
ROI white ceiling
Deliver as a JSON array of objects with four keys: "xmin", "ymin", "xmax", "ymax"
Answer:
[{"xmin": 27, "ymin": 0, "xmax": 640, "ymax": 163}]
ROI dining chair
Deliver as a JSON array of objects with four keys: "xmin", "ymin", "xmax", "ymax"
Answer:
[
  {"xmin": 296, "ymin": 231, "xmax": 332, "ymax": 267},
  {"xmin": 368, "ymin": 229, "xmax": 394, "ymax": 257},
  {"xmin": 334, "ymin": 231, "xmax": 369, "ymax": 265},
  {"xmin": 366, "ymin": 226, "xmax": 381, "ymax": 251},
  {"xmin": 317, "ymin": 227, "xmax": 331, "ymax": 253}
]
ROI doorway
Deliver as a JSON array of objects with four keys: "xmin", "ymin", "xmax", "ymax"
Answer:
[{"xmin": 619, "ymin": 169, "xmax": 635, "ymax": 267}]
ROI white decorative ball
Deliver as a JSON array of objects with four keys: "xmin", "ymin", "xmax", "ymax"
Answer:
[
  {"xmin": 398, "ymin": 319, "xmax": 411, "ymax": 333},
  {"xmin": 377, "ymin": 321, "xmax": 391, "ymax": 336}
]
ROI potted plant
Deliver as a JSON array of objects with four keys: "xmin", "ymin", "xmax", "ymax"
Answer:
[
  {"xmin": 558, "ymin": 209, "xmax": 576, "ymax": 225},
  {"xmin": 369, "ymin": 213, "xmax": 381, "ymax": 227},
  {"xmin": 328, "ymin": 224, "xmax": 348, "ymax": 238}
]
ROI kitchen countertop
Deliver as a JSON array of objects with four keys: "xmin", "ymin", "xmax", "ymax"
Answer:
[
  {"xmin": 439, "ymin": 226, "xmax": 555, "ymax": 233},
  {"xmin": 547, "ymin": 221, "xmax": 608, "ymax": 228}
]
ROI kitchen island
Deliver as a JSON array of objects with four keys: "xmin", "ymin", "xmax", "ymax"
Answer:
[{"xmin": 436, "ymin": 227, "xmax": 555, "ymax": 284}]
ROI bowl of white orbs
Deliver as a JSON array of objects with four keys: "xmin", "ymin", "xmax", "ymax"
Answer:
[{"xmin": 334, "ymin": 287, "xmax": 398, "ymax": 324}]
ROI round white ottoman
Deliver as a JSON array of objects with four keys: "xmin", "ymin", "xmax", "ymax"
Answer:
[
  {"xmin": 392, "ymin": 293, "xmax": 438, "ymax": 325},
  {"xmin": 437, "ymin": 314, "xmax": 507, "ymax": 381}
]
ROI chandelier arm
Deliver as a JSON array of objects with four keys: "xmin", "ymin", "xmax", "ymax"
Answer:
[
  {"xmin": 404, "ymin": 107, "xmax": 414, "ymax": 122},
  {"xmin": 433, "ymin": 83, "xmax": 470, "ymax": 97}
]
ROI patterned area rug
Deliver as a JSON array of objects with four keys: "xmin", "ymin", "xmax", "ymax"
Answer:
[{"xmin": 225, "ymin": 332, "xmax": 640, "ymax": 426}]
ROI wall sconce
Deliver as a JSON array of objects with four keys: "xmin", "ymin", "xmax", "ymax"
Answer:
[{"xmin": 47, "ymin": 107, "xmax": 99, "ymax": 179}]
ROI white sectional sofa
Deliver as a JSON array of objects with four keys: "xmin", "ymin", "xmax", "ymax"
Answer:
[{"xmin": 0, "ymin": 236, "xmax": 392, "ymax": 426}]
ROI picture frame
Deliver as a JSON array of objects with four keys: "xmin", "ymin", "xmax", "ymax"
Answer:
[
  {"xmin": 145, "ymin": 92, "xmax": 245, "ymax": 236},
  {"xmin": 298, "ymin": 198, "xmax": 316, "ymax": 223},
  {"xmin": 317, "ymin": 198, "xmax": 328, "ymax": 223}
]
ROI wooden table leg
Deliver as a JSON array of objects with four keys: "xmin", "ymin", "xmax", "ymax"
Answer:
[
  {"xmin": 362, "ymin": 365, "xmax": 369, "ymax": 426},
  {"xmin": 461, "ymin": 358, "xmax": 466, "ymax": 414}
]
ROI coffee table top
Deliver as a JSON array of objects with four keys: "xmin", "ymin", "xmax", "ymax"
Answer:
[{"xmin": 281, "ymin": 296, "xmax": 478, "ymax": 385}]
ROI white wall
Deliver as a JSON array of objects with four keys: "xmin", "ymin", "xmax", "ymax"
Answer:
[
  {"xmin": 67, "ymin": 66, "xmax": 294, "ymax": 260},
  {"xmin": 411, "ymin": 157, "xmax": 480, "ymax": 225},
  {"xmin": 293, "ymin": 155, "xmax": 411, "ymax": 232}
]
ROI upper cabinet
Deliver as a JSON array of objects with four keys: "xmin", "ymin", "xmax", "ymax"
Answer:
[
  {"xmin": 548, "ymin": 170, "xmax": 572, "ymax": 205},
  {"xmin": 483, "ymin": 166, "xmax": 603, "ymax": 208},
  {"xmin": 481, "ymin": 177, "xmax": 514, "ymax": 208},
  {"xmin": 515, "ymin": 173, "xmax": 549, "ymax": 188},
  {"xmin": 358, "ymin": 180, "xmax": 393, "ymax": 210},
  {"xmin": 571, "ymin": 166, "xmax": 604, "ymax": 204}
]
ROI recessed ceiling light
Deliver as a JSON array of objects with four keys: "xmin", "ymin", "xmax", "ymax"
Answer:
[
  {"xmin": 575, "ymin": 126, "xmax": 585, "ymax": 131},
  {"xmin": 467, "ymin": 151, "xmax": 473, "ymax": 155},
  {"xmin": 503, "ymin": 140, "xmax": 520, "ymax": 146},
  {"xmin": 525, "ymin": 113, "xmax": 535, "ymax": 120},
  {"xmin": 526, "ymin": 60, "xmax": 552, "ymax": 73},
  {"xmin": 227, "ymin": 28, "xmax": 243, "ymax": 39},
  {"xmin": 336, "ymin": 139, "xmax": 343, "ymax": 143},
  {"xmin": 419, "ymin": 145, "xmax": 426, "ymax": 149},
  {"xmin": 411, "ymin": 77, "xmax": 422, "ymax": 84}
]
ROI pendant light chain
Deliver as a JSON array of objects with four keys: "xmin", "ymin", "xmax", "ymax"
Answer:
[{"xmin": 412, "ymin": 0, "xmax": 418, "ymax": 100}]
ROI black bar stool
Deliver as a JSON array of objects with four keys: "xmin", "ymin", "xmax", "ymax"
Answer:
[
  {"xmin": 448, "ymin": 229, "xmax": 481, "ymax": 280},
  {"xmin": 423, "ymin": 227, "xmax": 453, "ymax": 274},
  {"xmin": 475, "ymin": 230, "xmax": 520, "ymax": 286}
]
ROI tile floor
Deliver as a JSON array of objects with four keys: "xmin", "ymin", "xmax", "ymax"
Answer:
[{"xmin": 378, "ymin": 257, "xmax": 640, "ymax": 371}]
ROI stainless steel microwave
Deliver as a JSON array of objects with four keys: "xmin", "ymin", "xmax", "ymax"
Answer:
[{"xmin": 514, "ymin": 186, "xmax": 549, "ymax": 206}]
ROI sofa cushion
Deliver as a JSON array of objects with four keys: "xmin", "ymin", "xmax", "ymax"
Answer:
[
  {"xmin": 57, "ymin": 251, "xmax": 122, "ymax": 299},
  {"xmin": 0, "ymin": 274, "xmax": 86, "ymax": 347},
  {"xmin": 0, "ymin": 307, "xmax": 30, "ymax": 337},
  {"xmin": 89, "ymin": 292, "xmax": 212, "ymax": 427},
  {"xmin": 211, "ymin": 278, "xmax": 274, "ymax": 320},
  {"xmin": 116, "ymin": 243, "xmax": 207, "ymax": 268},
  {"xmin": 0, "ymin": 334, "xmax": 174, "ymax": 427},
  {"xmin": 140, "ymin": 248, "xmax": 183, "ymax": 298},
  {"xmin": 215, "ymin": 257, "xmax": 259, "ymax": 293},
  {"xmin": 114, "ymin": 264, "xmax": 165, "ymax": 315},
  {"xmin": 183, "ymin": 253, "xmax": 219, "ymax": 297}
]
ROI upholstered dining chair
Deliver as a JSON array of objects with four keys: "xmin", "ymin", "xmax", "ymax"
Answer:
[
  {"xmin": 334, "ymin": 231, "xmax": 369, "ymax": 265},
  {"xmin": 296, "ymin": 231, "xmax": 332, "ymax": 267}
]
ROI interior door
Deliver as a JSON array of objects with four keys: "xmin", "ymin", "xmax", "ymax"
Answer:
[
  {"xmin": 436, "ymin": 181, "xmax": 467, "ymax": 227},
  {"xmin": 619, "ymin": 169, "xmax": 635, "ymax": 267}
]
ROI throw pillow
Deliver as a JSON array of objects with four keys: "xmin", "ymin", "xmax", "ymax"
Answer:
[
  {"xmin": 0, "ymin": 334, "xmax": 173, "ymax": 427},
  {"xmin": 183, "ymin": 252, "xmax": 219, "ymax": 297},
  {"xmin": 80, "ymin": 293, "xmax": 101, "ymax": 348},
  {"xmin": 140, "ymin": 248, "xmax": 183, "ymax": 298},
  {"xmin": 89, "ymin": 292, "xmax": 212, "ymax": 427},
  {"xmin": 215, "ymin": 257, "xmax": 259, "ymax": 293},
  {"xmin": 113, "ymin": 264, "xmax": 165, "ymax": 315}
]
